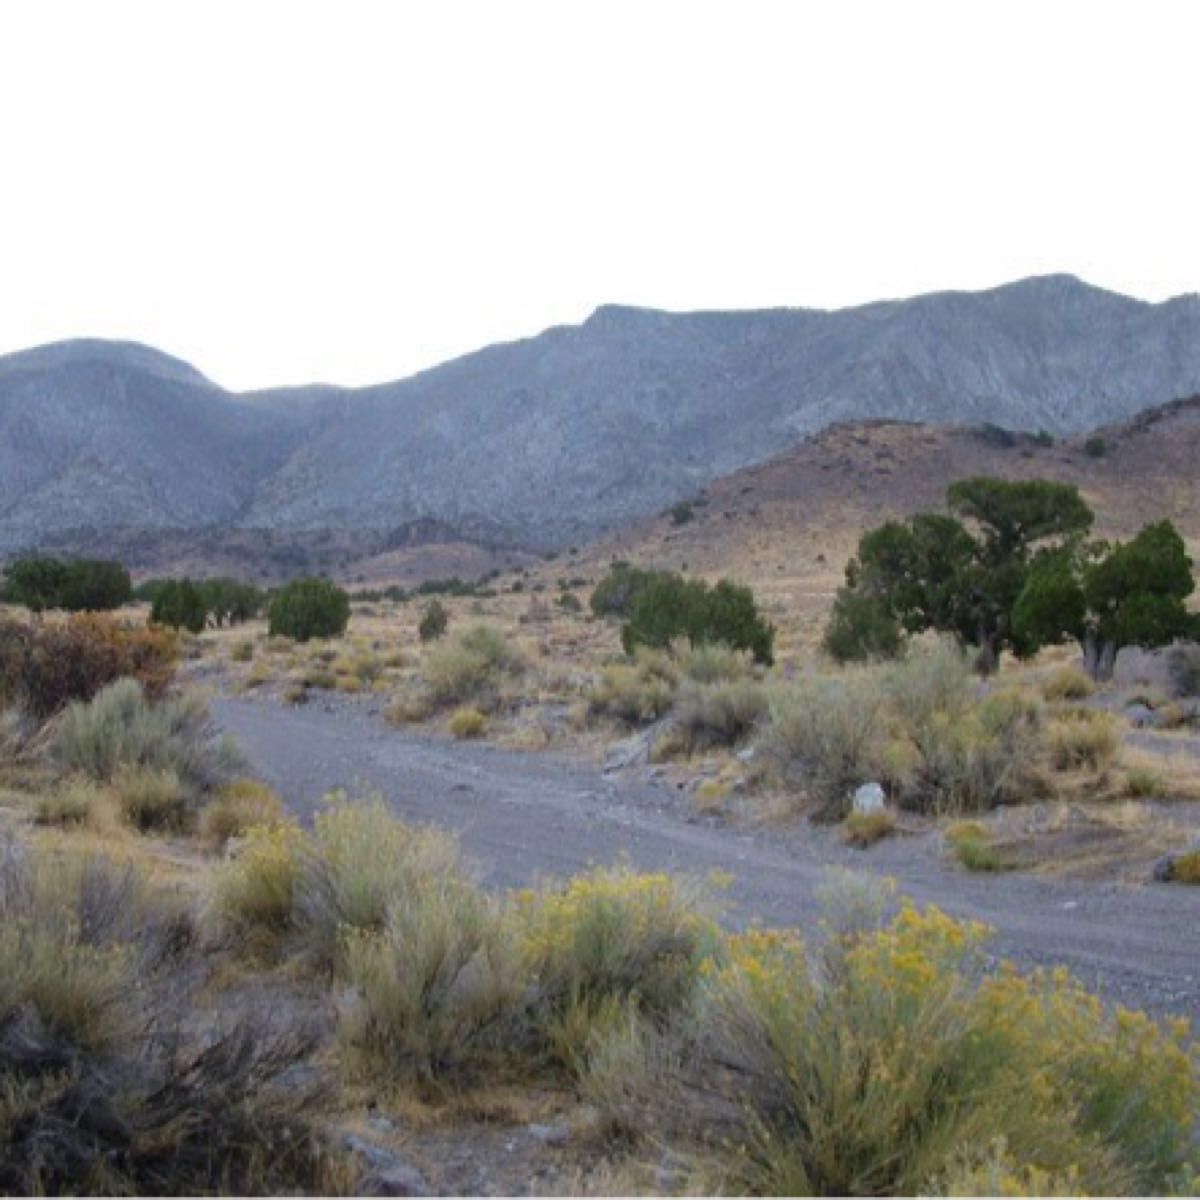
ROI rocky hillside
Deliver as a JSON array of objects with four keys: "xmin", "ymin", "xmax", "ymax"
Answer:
[{"xmin": 3, "ymin": 275, "xmax": 1200, "ymax": 562}]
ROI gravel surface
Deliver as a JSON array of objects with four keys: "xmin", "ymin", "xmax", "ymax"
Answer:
[{"xmin": 213, "ymin": 695, "xmax": 1200, "ymax": 1018}]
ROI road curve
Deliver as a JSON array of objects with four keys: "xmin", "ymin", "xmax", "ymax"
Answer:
[{"xmin": 213, "ymin": 695, "xmax": 1200, "ymax": 1017}]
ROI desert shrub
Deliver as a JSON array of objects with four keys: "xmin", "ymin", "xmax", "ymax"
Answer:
[
  {"xmin": 842, "ymin": 808, "xmax": 895, "ymax": 847},
  {"xmin": 1085, "ymin": 435, "xmax": 1109, "ymax": 457},
  {"xmin": 679, "ymin": 640, "xmax": 755, "ymax": 684},
  {"xmin": 1126, "ymin": 766, "xmax": 1165, "ymax": 799},
  {"xmin": 267, "ymin": 577, "xmax": 349, "ymax": 642},
  {"xmin": 199, "ymin": 778, "xmax": 287, "ymax": 846},
  {"xmin": 4, "ymin": 555, "xmax": 131, "ymax": 614},
  {"xmin": 946, "ymin": 821, "xmax": 1015, "ymax": 871},
  {"xmin": 339, "ymin": 880, "xmax": 524, "ymax": 1082},
  {"xmin": 761, "ymin": 675, "xmax": 889, "ymax": 820},
  {"xmin": 1171, "ymin": 851, "xmax": 1200, "ymax": 884},
  {"xmin": 113, "ymin": 765, "xmax": 188, "ymax": 830},
  {"xmin": 674, "ymin": 678, "xmax": 769, "ymax": 749},
  {"xmin": 1167, "ymin": 642, "xmax": 1200, "ymax": 697},
  {"xmin": 587, "ymin": 647, "xmax": 679, "ymax": 725},
  {"xmin": 0, "ymin": 614, "xmax": 177, "ymax": 720},
  {"xmin": 230, "ymin": 639, "xmax": 255, "ymax": 663},
  {"xmin": 1047, "ymin": 709, "xmax": 1119, "ymax": 770},
  {"xmin": 32, "ymin": 777, "xmax": 111, "ymax": 828},
  {"xmin": 518, "ymin": 866, "xmax": 717, "ymax": 1055},
  {"xmin": 1042, "ymin": 664, "xmax": 1094, "ymax": 701},
  {"xmin": 448, "ymin": 705, "xmax": 487, "ymax": 738},
  {"xmin": 418, "ymin": 598, "xmax": 449, "ymax": 642},
  {"xmin": 422, "ymin": 623, "xmax": 524, "ymax": 709},
  {"xmin": 295, "ymin": 796, "xmax": 464, "ymax": 971},
  {"xmin": 886, "ymin": 642, "xmax": 1043, "ymax": 813},
  {"xmin": 302, "ymin": 665, "xmax": 338, "ymax": 689},
  {"xmin": 50, "ymin": 679, "xmax": 236, "ymax": 808},
  {"xmin": 557, "ymin": 591, "xmax": 583, "ymax": 613},
  {"xmin": 690, "ymin": 904, "xmax": 1197, "ymax": 1196},
  {"xmin": 212, "ymin": 822, "xmax": 309, "ymax": 941}
]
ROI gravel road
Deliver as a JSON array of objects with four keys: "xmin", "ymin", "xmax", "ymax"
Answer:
[{"xmin": 213, "ymin": 696, "xmax": 1200, "ymax": 1017}]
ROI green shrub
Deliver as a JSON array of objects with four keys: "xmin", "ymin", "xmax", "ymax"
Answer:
[
  {"xmin": 1085, "ymin": 435, "xmax": 1109, "ymax": 458},
  {"xmin": 946, "ymin": 822, "xmax": 1016, "ymax": 871},
  {"xmin": 1126, "ymin": 767, "xmax": 1165, "ymax": 799},
  {"xmin": 674, "ymin": 678, "xmax": 769, "ymax": 749},
  {"xmin": 761, "ymin": 675, "xmax": 889, "ymax": 820},
  {"xmin": 622, "ymin": 574, "xmax": 775, "ymax": 665},
  {"xmin": 50, "ymin": 678, "xmax": 237, "ymax": 805},
  {"xmin": 418, "ymin": 598, "xmax": 449, "ymax": 642},
  {"xmin": 4, "ymin": 556, "xmax": 131, "ymax": 614},
  {"xmin": 422, "ymin": 624, "xmax": 524, "ymax": 709},
  {"xmin": 267, "ymin": 577, "xmax": 350, "ymax": 642}
]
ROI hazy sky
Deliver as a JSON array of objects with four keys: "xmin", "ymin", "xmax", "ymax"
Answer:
[{"xmin": 2, "ymin": 0, "xmax": 1198, "ymax": 391}]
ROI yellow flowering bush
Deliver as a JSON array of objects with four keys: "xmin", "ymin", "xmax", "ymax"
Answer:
[
  {"xmin": 212, "ymin": 821, "xmax": 308, "ymax": 940},
  {"xmin": 694, "ymin": 903, "xmax": 1197, "ymax": 1196}
]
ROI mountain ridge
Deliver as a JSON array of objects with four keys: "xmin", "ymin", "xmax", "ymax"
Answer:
[{"xmin": 2, "ymin": 274, "xmax": 1199, "ymax": 560}]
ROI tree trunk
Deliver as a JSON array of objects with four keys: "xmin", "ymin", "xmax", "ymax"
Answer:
[{"xmin": 1082, "ymin": 632, "xmax": 1118, "ymax": 681}]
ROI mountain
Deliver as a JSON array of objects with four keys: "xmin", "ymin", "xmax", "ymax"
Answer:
[{"xmin": 2, "ymin": 275, "xmax": 1199, "ymax": 566}]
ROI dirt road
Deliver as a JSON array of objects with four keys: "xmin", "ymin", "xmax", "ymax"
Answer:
[{"xmin": 213, "ymin": 696, "xmax": 1200, "ymax": 1017}]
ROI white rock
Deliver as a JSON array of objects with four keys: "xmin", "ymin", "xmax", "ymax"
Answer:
[{"xmin": 852, "ymin": 782, "xmax": 886, "ymax": 814}]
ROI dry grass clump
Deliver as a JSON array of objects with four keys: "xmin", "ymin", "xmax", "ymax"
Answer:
[
  {"xmin": 199, "ymin": 778, "xmax": 287, "ymax": 847},
  {"xmin": 1126, "ymin": 766, "xmax": 1167, "ymax": 799},
  {"xmin": 422, "ymin": 624, "xmax": 526, "ymax": 710},
  {"xmin": 1042, "ymin": 664, "xmax": 1094, "ymax": 701},
  {"xmin": 842, "ymin": 808, "xmax": 896, "ymax": 847},
  {"xmin": 945, "ymin": 820, "xmax": 1016, "ymax": 872},
  {"xmin": 31, "ymin": 776, "xmax": 114, "ymax": 828},
  {"xmin": 587, "ymin": 648, "xmax": 678, "ymax": 726},
  {"xmin": 1171, "ymin": 850, "xmax": 1200, "ymax": 884},
  {"xmin": 112, "ymin": 764, "xmax": 188, "ymax": 830},
  {"xmin": 448, "ymin": 705, "xmax": 488, "ymax": 739},
  {"xmin": 674, "ymin": 677, "xmax": 769, "ymax": 750},
  {"xmin": 678, "ymin": 641, "xmax": 755, "ymax": 684},
  {"xmin": 230, "ymin": 638, "xmax": 255, "ymax": 663},
  {"xmin": 1047, "ymin": 709, "xmax": 1120, "ymax": 770},
  {"xmin": 760, "ymin": 673, "xmax": 888, "ymax": 820}
]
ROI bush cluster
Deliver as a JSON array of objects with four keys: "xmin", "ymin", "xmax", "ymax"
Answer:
[
  {"xmin": 0, "ymin": 615, "xmax": 177, "ymax": 720},
  {"xmin": 421, "ymin": 624, "xmax": 524, "ymax": 710},
  {"xmin": 267, "ymin": 577, "xmax": 350, "ymax": 642},
  {"xmin": 2, "ymin": 556, "xmax": 131, "ymax": 613}
]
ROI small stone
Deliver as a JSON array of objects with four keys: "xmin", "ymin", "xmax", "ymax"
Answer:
[{"xmin": 852, "ymin": 782, "xmax": 886, "ymax": 814}]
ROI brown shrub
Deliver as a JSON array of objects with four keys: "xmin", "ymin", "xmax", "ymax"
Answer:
[{"xmin": 0, "ymin": 615, "xmax": 177, "ymax": 721}]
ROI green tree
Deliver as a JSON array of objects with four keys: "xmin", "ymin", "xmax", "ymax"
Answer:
[
  {"xmin": 4, "ymin": 557, "xmax": 69, "ymax": 615},
  {"xmin": 151, "ymin": 579, "xmax": 209, "ymax": 634},
  {"xmin": 1012, "ymin": 521, "xmax": 1197, "ymax": 679},
  {"xmin": 199, "ymin": 578, "xmax": 262, "ymax": 627},
  {"xmin": 590, "ymin": 564, "xmax": 656, "ymax": 618},
  {"xmin": 58, "ymin": 559, "xmax": 132, "ymax": 611},
  {"xmin": 267, "ymin": 577, "xmax": 350, "ymax": 642},
  {"xmin": 621, "ymin": 573, "xmax": 774, "ymax": 664},
  {"xmin": 827, "ymin": 478, "xmax": 1095, "ymax": 672}
]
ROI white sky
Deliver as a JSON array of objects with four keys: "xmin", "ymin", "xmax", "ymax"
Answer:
[{"xmin": 1, "ymin": 0, "xmax": 1198, "ymax": 391}]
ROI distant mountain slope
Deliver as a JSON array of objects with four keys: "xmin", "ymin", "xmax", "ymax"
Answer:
[{"xmin": 2, "ymin": 275, "xmax": 1199, "ymax": 558}]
